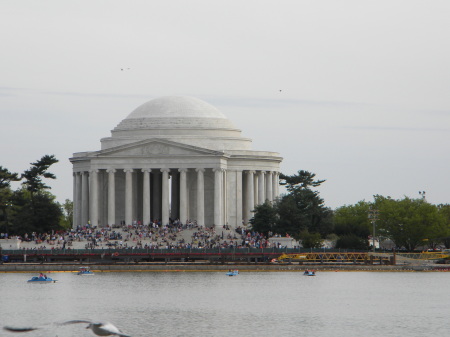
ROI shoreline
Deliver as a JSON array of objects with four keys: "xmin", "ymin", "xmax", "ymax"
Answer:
[{"xmin": 1, "ymin": 263, "xmax": 449, "ymax": 273}]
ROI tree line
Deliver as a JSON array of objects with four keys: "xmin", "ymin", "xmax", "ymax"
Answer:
[{"xmin": 251, "ymin": 170, "xmax": 450, "ymax": 251}]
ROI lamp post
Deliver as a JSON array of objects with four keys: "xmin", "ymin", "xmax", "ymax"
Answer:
[{"xmin": 368, "ymin": 207, "xmax": 379, "ymax": 252}]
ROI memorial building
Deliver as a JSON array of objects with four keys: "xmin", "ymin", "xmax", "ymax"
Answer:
[{"xmin": 70, "ymin": 96, "xmax": 282, "ymax": 229}]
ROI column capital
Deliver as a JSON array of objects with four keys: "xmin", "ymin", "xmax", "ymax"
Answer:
[
  {"xmin": 160, "ymin": 168, "xmax": 170, "ymax": 173},
  {"xmin": 106, "ymin": 168, "xmax": 116, "ymax": 174},
  {"xmin": 213, "ymin": 168, "xmax": 225, "ymax": 173},
  {"xmin": 258, "ymin": 170, "xmax": 266, "ymax": 175},
  {"xmin": 89, "ymin": 169, "xmax": 99, "ymax": 174},
  {"xmin": 195, "ymin": 168, "xmax": 205, "ymax": 173},
  {"xmin": 178, "ymin": 168, "xmax": 188, "ymax": 173},
  {"xmin": 141, "ymin": 168, "xmax": 152, "ymax": 173},
  {"xmin": 245, "ymin": 170, "xmax": 256, "ymax": 175},
  {"xmin": 123, "ymin": 169, "xmax": 133, "ymax": 173}
]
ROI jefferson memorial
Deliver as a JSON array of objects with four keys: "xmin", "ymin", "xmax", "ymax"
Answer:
[{"xmin": 70, "ymin": 96, "xmax": 282, "ymax": 229}]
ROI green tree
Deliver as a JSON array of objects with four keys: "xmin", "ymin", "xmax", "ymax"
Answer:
[
  {"xmin": 21, "ymin": 155, "xmax": 58, "ymax": 196},
  {"xmin": 0, "ymin": 166, "xmax": 20, "ymax": 233},
  {"xmin": 335, "ymin": 234, "xmax": 369, "ymax": 250},
  {"xmin": 438, "ymin": 204, "xmax": 450, "ymax": 248},
  {"xmin": 374, "ymin": 196, "xmax": 445, "ymax": 251},
  {"xmin": 276, "ymin": 170, "xmax": 333, "ymax": 236},
  {"xmin": 334, "ymin": 201, "xmax": 371, "ymax": 239},
  {"xmin": 250, "ymin": 201, "xmax": 278, "ymax": 233},
  {"xmin": 0, "ymin": 166, "xmax": 20, "ymax": 190},
  {"xmin": 10, "ymin": 189, "xmax": 63, "ymax": 234},
  {"xmin": 60, "ymin": 199, "xmax": 73, "ymax": 229},
  {"xmin": 6, "ymin": 155, "xmax": 62, "ymax": 235},
  {"xmin": 279, "ymin": 170, "xmax": 326, "ymax": 192},
  {"xmin": 298, "ymin": 230, "xmax": 323, "ymax": 248}
]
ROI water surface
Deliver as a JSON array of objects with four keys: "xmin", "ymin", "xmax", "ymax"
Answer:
[{"xmin": 0, "ymin": 271, "xmax": 448, "ymax": 336}]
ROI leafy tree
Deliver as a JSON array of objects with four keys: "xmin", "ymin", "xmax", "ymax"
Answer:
[
  {"xmin": 0, "ymin": 166, "xmax": 20, "ymax": 233},
  {"xmin": 250, "ymin": 201, "xmax": 278, "ymax": 233},
  {"xmin": 3, "ymin": 155, "xmax": 62, "ymax": 235},
  {"xmin": 276, "ymin": 194, "xmax": 305, "ymax": 234},
  {"xmin": 60, "ymin": 199, "xmax": 73, "ymax": 229},
  {"xmin": 438, "ymin": 204, "xmax": 450, "ymax": 248},
  {"xmin": 10, "ymin": 189, "xmax": 63, "ymax": 234},
  {"xmin": 374, "ymin": 196, "xmax": 445, "ymax": 251},
  {"xmin": 335, "ymin": 234, "xmax": 369, "ymax": 250},
  {"xmin": 298, "ymin": 230, "xmax": 323, "ymax": 248},
  {"xmin": 334, "ymin": 201, "xmax": 371, "ymax": 239}
]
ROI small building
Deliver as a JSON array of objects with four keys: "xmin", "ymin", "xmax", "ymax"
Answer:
[{"xmin": 70, "ymin": 96, "xmax": 282, "ymax": 229}]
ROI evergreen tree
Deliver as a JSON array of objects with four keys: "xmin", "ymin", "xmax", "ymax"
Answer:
[{"xmin": 277, "ymin": 170, "xmax": 333, "ymax": 236}]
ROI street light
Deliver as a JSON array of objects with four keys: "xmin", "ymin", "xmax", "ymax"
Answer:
[{"xmin": 368, "ymin": 207, "xmax": 379, "ymax": 252}]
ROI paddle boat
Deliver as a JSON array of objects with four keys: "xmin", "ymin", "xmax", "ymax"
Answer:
[
  {"xmin": 76, "ymin": 266, "xmax": 94, "ymax": 275},
  {"xmin": 226, "ymin": 270, "xmax": 239, "ymax": 276},
  {"xmin": 303, "ymin": 270, "xmax": 316, "ymax": 276},
  {"xmin": 27, "ymin": 273, "xmax": 57, "ymax": 283}
]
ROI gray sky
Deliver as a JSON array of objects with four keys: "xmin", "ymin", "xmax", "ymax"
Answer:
[{"xmin": 1, "ymin": 0, "xmax": 449, "ymax": 209}]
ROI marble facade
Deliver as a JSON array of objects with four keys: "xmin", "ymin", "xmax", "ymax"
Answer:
[{"xmin": 70, "ymin": 96, "xmax": 282, "ymax": 229}]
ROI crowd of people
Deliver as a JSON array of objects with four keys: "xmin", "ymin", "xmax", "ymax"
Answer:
[{"xmin": 0, "ymin": 220, "xmax": 291, "ymax": 251}]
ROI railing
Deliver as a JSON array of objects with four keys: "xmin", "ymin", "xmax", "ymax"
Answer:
[{"xmin": 1, "ymin": 247, "xmax": 371, "ymax": 256}]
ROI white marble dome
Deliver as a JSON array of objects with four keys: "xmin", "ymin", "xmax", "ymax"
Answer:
[
  {"xmin": 126, "ymin": 96, "xmax": 227, "ymax": 119},
  {"xmin": 101, "ymin": 96, "xmax": 252, "ymax": 151}
]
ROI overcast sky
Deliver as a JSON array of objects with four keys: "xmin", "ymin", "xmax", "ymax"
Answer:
[{"xmin": 1, "ymin": 0, "xmax": 449, "ymax": 209}]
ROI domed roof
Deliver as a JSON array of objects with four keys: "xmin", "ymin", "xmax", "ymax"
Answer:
[
  {"xmin": 125, "ymin": 96, "xmax": 227, "ymax": 119},
  {"xmin": 104, "ymin": 95, "xmax": 252, "ymax": 151}
]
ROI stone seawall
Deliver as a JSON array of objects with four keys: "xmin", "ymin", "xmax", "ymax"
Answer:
[{"xmin": 0, "ymin": 263, "xmax": 444, "ymax": 273}]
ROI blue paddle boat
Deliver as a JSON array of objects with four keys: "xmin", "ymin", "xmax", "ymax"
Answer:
[
  {"xmin": 28, "ymin": 274, "xmax": 57, "ymax": 283},
  {"xmin": 226, "ymin": 270, "xmax": 239, "ymax": 276},
  {"xmin": 303, "ymin": 270, "xmax": 316, "ymax": 276},
  {"xmin": 76, "ymin": 267, "xmax": 94, "ymax": 275}
]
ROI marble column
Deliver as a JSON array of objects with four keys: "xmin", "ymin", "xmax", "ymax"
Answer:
[
  {"xmin": 266, "ymin": 170, "xmax": 273, "ymax": 202},
  {"xmin": 222, "ymin": 169, "xmax": 227, "ymax": 226},
  {"xmin": 74, "ymin": 172, "xmax": 81, "ymax": 227},
  {"xmin": 171, "ymin": 170, "xmax": 179, "ymax": 220},
  {"xmin": 178, "ymin": 168, "xmax": 188, "ymax": 224},
  {"xmin": 142, "ymin": 169, "xmax": 151, "ymax": 225},
  {"xmin": 107, "ymin": 169, "xmax": 116, "ymax": 226},
  {"xmin": 81, "ymin": 171, "xmax": 89, "ymax": 226},
  {"xmin": 152, "ymin": 171, "xmax": 161, "ymax": 220},
  {"xmin": 235, "ymin": 170, "xmax": 243, "ymax": 227},
  {"xmin": 244, "ymin": 170, "xmax": 255, "ymax": 224},
  {"xmin": 213, "ymin": 168, "xmax": 223, "ymax": 227},
  {"xmin": 258, "ymin": 171, "xmax": 265, "ymax": 205},
  {"xmin": 89, "ymin": 169, "xmax": 99, "ymax": 227},
  {"xmin": 161, "ymin": 168, "xmax": 170, "ymax": 226},
  {"xmin": 253, "ymin": 174, "xmax": 258, "ymax": 208},
  {"xmin": 273, "ymin": 172, "xmax": 279, "ymax": 200},
  {"xmin": 124, "ymin": 169, "xmax": 133, "ymax": 225},
  {"xmin": 196, "ymin": 168, "xmax": 205, "ymax": 227}
]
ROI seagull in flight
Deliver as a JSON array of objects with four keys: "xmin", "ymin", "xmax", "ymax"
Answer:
[{"xmin": 4, "ymin": 320, "xmax": 131, "ymax": 337}]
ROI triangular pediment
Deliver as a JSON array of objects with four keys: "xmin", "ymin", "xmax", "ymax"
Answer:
[{"xmin": 95, "ymin": 139, "xmax": 224, "ymax": 158}]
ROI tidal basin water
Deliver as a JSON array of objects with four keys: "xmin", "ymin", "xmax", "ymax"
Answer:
[{"xmin": 1, "ymin": 271, "xmax": 449, "ymax": 337}]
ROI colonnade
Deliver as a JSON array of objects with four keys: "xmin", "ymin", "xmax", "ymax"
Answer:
[{"xmin": 72, "ymin": 168, "xmax": 280, "ymax": 229}]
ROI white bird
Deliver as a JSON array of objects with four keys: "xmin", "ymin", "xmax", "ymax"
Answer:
[{"xmin": 4, "ymin": 320, "xmax": 131, "ymax": 337}]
